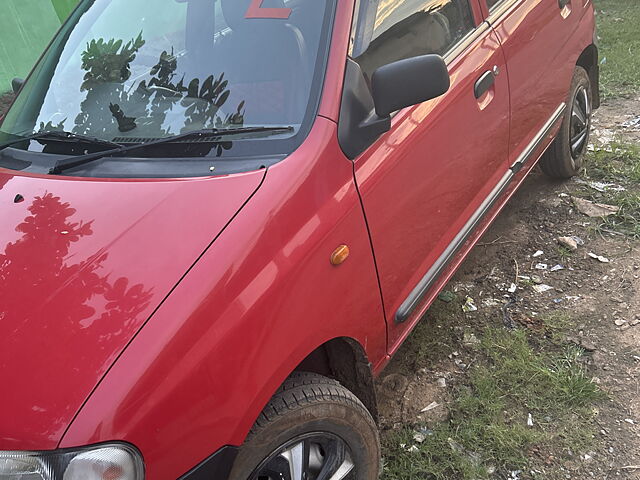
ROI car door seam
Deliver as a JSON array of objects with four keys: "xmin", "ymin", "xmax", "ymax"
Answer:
[{"xmin": 351, "ymin": 161, "xmax": 390, "ymax": 345}]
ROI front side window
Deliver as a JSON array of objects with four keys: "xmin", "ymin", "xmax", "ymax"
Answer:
[
  {"xmin": 350, "ymin": 0, "xmax": 476, "ymax": 81},
  {"xmin": 0, "ymin": 0, "xmax": 335, "ymax": 167}
]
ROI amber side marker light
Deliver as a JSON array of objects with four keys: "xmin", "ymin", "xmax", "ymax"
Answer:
[{"xmin": 330, "ymin": 245, "xmax": 350, "ymax": 265}]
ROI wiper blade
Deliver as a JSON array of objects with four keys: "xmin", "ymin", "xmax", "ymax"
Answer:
[
  {"xmin": 49, "ymin": 126, "xmax": 294, "ymax": 175},
  {"xmin": 0, "ymin": 130, "xmax": 123, "ymax": 150}
]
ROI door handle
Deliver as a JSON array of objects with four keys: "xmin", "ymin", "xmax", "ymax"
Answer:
[
  {"xmin": 474, "ymin": 71, "xmax": 495, "ymax": 99},
  {"xmin": 559, "ymin": 0, "xmax": 570, "ymax": 8}
]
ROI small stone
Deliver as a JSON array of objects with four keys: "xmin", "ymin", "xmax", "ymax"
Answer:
[
  {"xmin": 624, "ymin": 418, "xmax": 635, "ymax": 425},
  {"xmin": 533, "ymin": 250, "xmax": 544, "ymax": 257},
  {"xmin": 408, "ymin": 445, "xmax": 419, "ymax": 453},
  {"xmin": 558, "ymin": 236, "xmax": 578, "ymax": 251},
  {"xmin": 436, "ymin": 378, "xmax": 447, "ymax": 388},
  {"xmin": 614, "ymin": 319, "xmax": 627, "ymax": 326}
]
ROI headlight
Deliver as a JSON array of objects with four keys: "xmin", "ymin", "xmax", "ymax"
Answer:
[{"xmin": 0, "ymin": 444, "xmax": 143, "ymax": 480}]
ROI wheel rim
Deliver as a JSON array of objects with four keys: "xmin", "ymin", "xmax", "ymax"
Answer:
[
  {"xmin": 569, "ymin": 85, "xmax": 591, "ymax": 161},
  {"xmin": 249, "ymin": 432, "xmax": 356, "ymax": 480}
]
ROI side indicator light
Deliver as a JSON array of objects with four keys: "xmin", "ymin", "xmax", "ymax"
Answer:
[{"xmin": 330, "ymin": 245, "xmax": 350, "ymax": 266}]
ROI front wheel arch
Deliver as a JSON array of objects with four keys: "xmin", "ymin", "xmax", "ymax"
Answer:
[
  {"xmin": 576, "ymin": 44, "xmax": 600, "ymax": 109},
  {"xmin": 294, "ymin": 337, "xmax": 378, "ymax": 421}
]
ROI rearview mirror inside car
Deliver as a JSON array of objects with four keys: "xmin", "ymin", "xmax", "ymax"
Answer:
[{"xmin": 372, "ymin": 55, "xmax": 450, "ymax": 118}]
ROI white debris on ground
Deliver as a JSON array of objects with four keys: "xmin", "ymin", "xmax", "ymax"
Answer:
[
  {"xmin": 588, "ymin": 252, "xmax": 610, "ymax": 263},
  {"xmin": 572, "ymin": 196, "xmax": 620, "ymax": 218}
]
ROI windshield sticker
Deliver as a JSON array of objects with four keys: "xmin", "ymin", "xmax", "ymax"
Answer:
[{"xmin": 245, "ymin": 0, "xmax": 292, "ymax": 19}]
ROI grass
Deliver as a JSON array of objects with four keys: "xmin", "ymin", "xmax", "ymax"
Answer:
[
  {"xmin": 580, "ymin": 142, "xmax": 640, "ymax": 237},
  {"xmin": 555, "ymin": 245, "xmax": 574, "ymax": 263},
  {"xmin": 595, "ymin": 0, "xmax": 640, "ymax": 98},
  {"xmin": 397, "ymin": 293, "xmax": 465, "ymax": 370},
  {"xmin": 381, "ymin": 328, "xmax": 602, "ymax": 480}
]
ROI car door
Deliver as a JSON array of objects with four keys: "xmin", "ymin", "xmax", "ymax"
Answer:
[
  {"xmin": 481, "ymin": 0, "xmax": 583, "ymax": 170},
  {"xmin": 350, "ymin": 0, "xmax": 512, "ymax": 349}
]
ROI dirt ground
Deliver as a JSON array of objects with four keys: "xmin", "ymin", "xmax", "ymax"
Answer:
[{"xmin": 377, "ymin": 96, "xmax": 640, "ymax": 479}]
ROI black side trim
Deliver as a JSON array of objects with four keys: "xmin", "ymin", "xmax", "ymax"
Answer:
[
  {"xmin": 178, "ymin": 446, "xmax": 239, "ymax": 480},
  {"xmin": 394, "ymin": 170, "xmax": 513, "ymax": 323}
]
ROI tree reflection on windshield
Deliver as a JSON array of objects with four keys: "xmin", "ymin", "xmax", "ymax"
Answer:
[{"xmin": 70, "ymin": 32, "xmax": 246, "ymax": 154}]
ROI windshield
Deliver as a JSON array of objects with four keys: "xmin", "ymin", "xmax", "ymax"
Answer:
[{"xmin": 0, "ymin": 0, "xmax": 334, "ymax": 155}]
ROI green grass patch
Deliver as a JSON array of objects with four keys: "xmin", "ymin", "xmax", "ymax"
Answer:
[
  {"xmin": 581, "ymin": 143, "xmax": 640, "ymax": 237},
  {"xmin": 586, "ymin": 142, "xmax": 640, "ymax": 183},
  {"xmin": 541, "ymin": 312, "xmax": 575, "ymax": 344},
  {"xmin": 595, "ymin": 0, "xmax": 640, "ymax": 98},
  {"xmin": 381, "ymin": 329, "xmax": 602, "ymax": 480},
  {"xmin": 397, "ymin": 294, "xmax": 465, "ymax": 370}
]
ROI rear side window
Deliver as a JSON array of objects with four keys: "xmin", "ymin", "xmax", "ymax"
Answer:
[{"xmin": 350, "ymin": 0, "xmax": 476, "ymax": 81}]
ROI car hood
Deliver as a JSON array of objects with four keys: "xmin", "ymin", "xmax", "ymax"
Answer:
[{"xmin": 0, "ymin": 168, "xmax": 265, "ymax": 450}]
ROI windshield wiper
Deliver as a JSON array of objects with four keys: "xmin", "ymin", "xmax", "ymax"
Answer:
[
  {"xmin": 0, "ymin": 130, "xmax": 123, "ymax": 151},
  {"xmin": 48, "ymin": 126, "xmax": 294, "ymax": 175}
]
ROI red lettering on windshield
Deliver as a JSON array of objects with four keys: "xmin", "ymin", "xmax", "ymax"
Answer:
[{"xmin": 245, "ymin": 0, "xmax": 292, "ymax": 19}]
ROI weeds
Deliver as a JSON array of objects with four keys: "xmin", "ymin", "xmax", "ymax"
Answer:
[
  {"xmin": 381, "ymin": 329, "xmax": 601, "ymax": 480},
  {"xmin": 581, "ymin": 143, "xmax": 640, "ymax": 237},
  {"xmin": 596, "ymin": 0, "xmax": 640, "ymax": 98}
]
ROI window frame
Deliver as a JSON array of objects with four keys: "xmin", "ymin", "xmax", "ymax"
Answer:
[
  {"xmin": 478, "ymin": 0, "xmax": 524, "ymax": 23},
  {"xmin": 348, "ymin": 0, "xmax": 485, "ymax": 66}
]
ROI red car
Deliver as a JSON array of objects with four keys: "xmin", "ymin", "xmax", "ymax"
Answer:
[{"xmin": 0, "ymin": 0, "xmax": 598, "ymax": 478}]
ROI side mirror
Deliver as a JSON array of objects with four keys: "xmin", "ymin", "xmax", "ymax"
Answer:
[
  {"xmin": 12, "ymin": 78, "xmax": 25, "ymax": 94},
  {"xmin": 337, "ymin": 55, "xmax": 450, "ymax": 160},
  {"xmin": 371, "ymin": 55, "xmax": 450, "ymax": 118}
]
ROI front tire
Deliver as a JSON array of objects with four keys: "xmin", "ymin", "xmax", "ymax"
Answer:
[
  {"xmin": 540, "ymin": 66, "xmax": 592, "ymax": 179},
  {"xmin": 229, "ymin": 372, "xmax": 380, "ymax": 480}
]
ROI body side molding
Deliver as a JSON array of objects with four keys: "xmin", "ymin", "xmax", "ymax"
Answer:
[{"xmin": 395, "ymin": 103, "xmax": 566, "ymax": 323}]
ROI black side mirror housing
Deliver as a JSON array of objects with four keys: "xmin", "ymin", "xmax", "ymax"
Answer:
[
  {"xmin": 12, "ymin": 78, "xmax": 25, "ymax": 94},
  {"xmin": 371, "ymin": 54, "xmax": 450, "ymax": 118},
  {"xmin": 338, "ymin": 55, "xmax": 450, "ymax": 160}
]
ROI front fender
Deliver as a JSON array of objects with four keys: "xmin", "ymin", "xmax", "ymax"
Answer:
[{"xmin": 59, "ymin": 117, "xmax": 387, "ymax": 480}]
